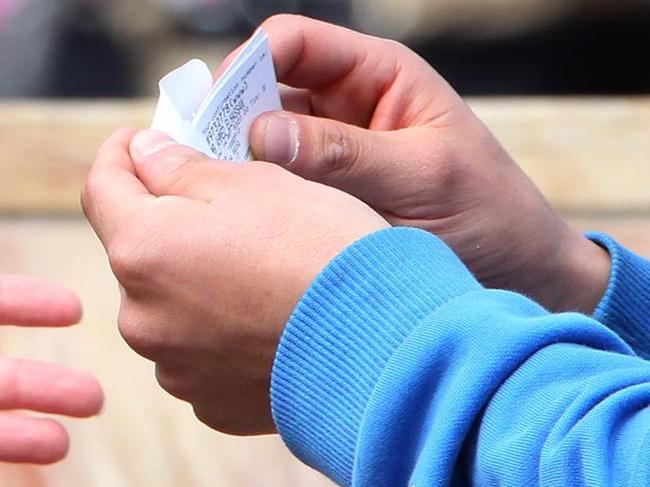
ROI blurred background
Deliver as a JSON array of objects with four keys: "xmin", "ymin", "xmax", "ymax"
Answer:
[
  {"xmin": 1, "ymin": 1, "xmax": 650, "ymax": 487},
  {"xmin": 1, "ymin": 0, "xmax": 649, "ymax": 98}
]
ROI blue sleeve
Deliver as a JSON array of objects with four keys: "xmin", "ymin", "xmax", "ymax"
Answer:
[
  {"xmin": 588, "ymin": 232, "xmax": 650, "ymax": 359},
  {"xmin": 271, "ymin": 228, "xmax": 650, "ymax": 487}
]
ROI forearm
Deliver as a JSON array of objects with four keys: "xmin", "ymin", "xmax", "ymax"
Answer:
[{"xmin": 272, "ymin": 228, "xmax": 649, "ymax": 486}]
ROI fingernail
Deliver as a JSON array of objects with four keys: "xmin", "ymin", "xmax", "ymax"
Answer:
[
  {"xmin": 261, "ymin": 114, "xmax": 300, "ymax": 165},
  {"xmin": 130, "ymin": 130, "xmax": 177, "ymax": 158}
]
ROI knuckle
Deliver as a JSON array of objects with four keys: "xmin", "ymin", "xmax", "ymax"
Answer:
[
  {"xmin": 80, "ymin": 170, "xmax": 101, "ymax": 218},
  {"xmin": 381, "ymin": 38, "xmax": 418, "ymax": 66},
  {"xmin": 320, "ymin": 123, "xmax": 361, "ymax": 175},
  {"xmin": 155, "ymin": 364, "xmax": 194, "ymax": 401},
  {"xmin": 107, "ymin": 227, "xmax": 159, "ymax": 290},
  {"xmin": 383, "ymin": 38, "xmax": 410, "ymax": 55},
  {"xmin": 262, "ymin": 13, "xmax": 303, "ymax": 29},
  {"xmin": 379, "ymin": 38, "xmax": 423, "ymax": 75},
  {"xmin": 158, "ymin": 149, "xmax": 206, "ymax": 194},
  {"xmin": 108, "ymin": 240, "xmax": 144, "ymax": 288},
  {"xmin": 117, "ymin": 308, "xmax": 165, "ymax": 360}
]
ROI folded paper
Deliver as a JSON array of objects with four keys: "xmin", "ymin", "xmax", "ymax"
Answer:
[{"xmin": 151, "ymin": 29, "xmax": 282, "ymax": 162}]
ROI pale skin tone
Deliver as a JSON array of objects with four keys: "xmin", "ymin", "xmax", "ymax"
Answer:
[
  {"xmin": 0, "ymin": 275, "xmax": 103, "ymax": 463},
  {"xmin": 83, "ymin": 15, "xmax": 611, "ymax": 435},
  {"xmin": 82, "ymin": 128, "xmax": 387, "ymax": 434},
  {"xmin": 248, "ymin": 15, "xmax": 611, "ymax": 314}
]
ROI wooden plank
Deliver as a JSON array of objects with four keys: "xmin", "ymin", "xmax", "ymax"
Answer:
[
  {"xmin": 1, "ymin": 98, "xmax": 650, "ymax": 214},
  {"xmin": 471, "ymin": 98, "xmax": 650, "ymax": 213},
  {"xmin": 0, "ymin": 100, "xmax": 152, "ymax": 214}
]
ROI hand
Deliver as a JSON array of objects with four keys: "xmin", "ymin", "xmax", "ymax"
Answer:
[
  {"xmin": 0, "ymin": 275, "xmax": 103, "ymax": 464},
  {"xmin": 246, "ymin": 15, "xmax": 610, "ymax": 314},
  {"xmin": 81, "ymin": 128, "xmax": 387, "ymax": 434}
]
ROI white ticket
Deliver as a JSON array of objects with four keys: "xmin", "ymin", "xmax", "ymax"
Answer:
[{"xmin": 151, "ymin": 29, "xmax": 282, "ymax": 162}]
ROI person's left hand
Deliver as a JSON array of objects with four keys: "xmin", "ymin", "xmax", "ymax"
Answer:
[
  {"xmin": 0, "ymin": 274, "xmax": 104, "ymax": 464},
  {"xmin": 81, "ymin": 128, "xmax": 388, "ymax": 435}
]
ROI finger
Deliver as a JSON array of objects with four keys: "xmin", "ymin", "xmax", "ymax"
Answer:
[
  {"xmin": 0, "ymin": 413, "xmax": 69, "ymax": 464},
  {"xmin": 261, "ymin": 14, "xmax": 400, "ymax": 90},
  {"xmin": 82, "ymin": 127, "xmax": 155, "ymax": 246},
  {"xmin": 213, "ymin": 43, "xmax": 245, "ymax": 80},
  {"xmin": 279, "ymin": 86, "xmax": 313, "ymax": 115},
  {"xmin": 129, "ymin": 130, "xmax": 239, "ymax": 200},
  {"xmin": 0, "ymin": 275, "xmax": 82, "ymax": 327},
  {"xmin": 213, "ymin": 34, "xmax": 313, "ymax": 116},
  {"xmin": 259, "ymin": 14, "xmax": 445, "ymax": 128},
  {"xmin": 250, "ymin": 111, "xmax": 420, "ymax": 205},
  {"xmin": 0, "ymin": 358, "xmax": 104, "ymax": 417}
]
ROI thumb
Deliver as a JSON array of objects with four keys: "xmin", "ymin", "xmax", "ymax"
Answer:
[
  {"xmin": 250, "ymin": 111, "xmax": 418, "ymax": 205},
  {"xmin": 129, "ymin": 130, "xmax": 236, "ymax": 200}
]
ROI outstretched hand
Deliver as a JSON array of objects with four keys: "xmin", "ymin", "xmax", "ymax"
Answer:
[{"xmin": 0, "ymin": 275, "xmax": 103, "ymax": 464}]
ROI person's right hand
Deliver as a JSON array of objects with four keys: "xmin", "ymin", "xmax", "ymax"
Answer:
[
  {"xmin": 0, "ymin": 274, "xmax": 104, "ymax": 464},
  {"xmin": 246, "ymin": 15, "xmax": 610, "ymax": 314}
]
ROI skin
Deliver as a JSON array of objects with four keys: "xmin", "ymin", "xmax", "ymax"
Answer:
[
  {"xmin": 83, "ymin": 15, "xmax": 611, "ymax": 436},
  {"xmin": 0, "ymin": 275, "xmax": 104, "ymax": 463},
  {"xmin": 81, "ymin": 128, "xmax": 388, "ymax": 434},
  {"xmin": 248, "ymin": 15, "xmax": 611, "ymax": 314}
]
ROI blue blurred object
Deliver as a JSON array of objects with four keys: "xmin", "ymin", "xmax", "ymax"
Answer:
[
  {"xmin": 0, "ymin": 0, "xmax": 66, "ymax": 96},
  {"xmin": 0, "ymin": 0, "xmax": 133, "ymax": 97}
]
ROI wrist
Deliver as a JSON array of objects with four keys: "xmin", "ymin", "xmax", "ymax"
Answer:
[{"xmin": 541, "ymin": 229, "xmax": 611, "ymax": 314}]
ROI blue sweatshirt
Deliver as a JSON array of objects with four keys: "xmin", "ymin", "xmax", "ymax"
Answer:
[{"xmin": 270, "ymin": 228, "xmax": 650, "ymax": 486}]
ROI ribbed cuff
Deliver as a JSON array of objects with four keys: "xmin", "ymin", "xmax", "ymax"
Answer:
[
  {"xmin": 270, "ymin": 228, "xmax": 481, "ymax": 486},
  {"xmin": 588, "ymin": 232, "xmax": 650, "ymax": 358}
]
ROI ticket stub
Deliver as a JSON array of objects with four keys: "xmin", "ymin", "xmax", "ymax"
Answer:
[{"xmin": 151, "ymin": 29, "xmax": 281, "ymax": 162}]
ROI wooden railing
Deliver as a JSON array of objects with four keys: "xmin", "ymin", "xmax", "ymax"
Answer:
[
  {"xmin": 2, "ymin": 97, "xmax": 650, "ymax": 214},
  {"xmin": 0, "ymin": 98, "xmax": 649, "ymax": 487}
]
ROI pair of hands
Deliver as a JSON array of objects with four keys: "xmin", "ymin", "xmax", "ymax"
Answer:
[
  {"xmin": 83, "ymin": 15, "xmax": 610, "ymax": 435},
  {"xmin": 0, "ymin": 275, "xmax": 103, "ymax": 463}
]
